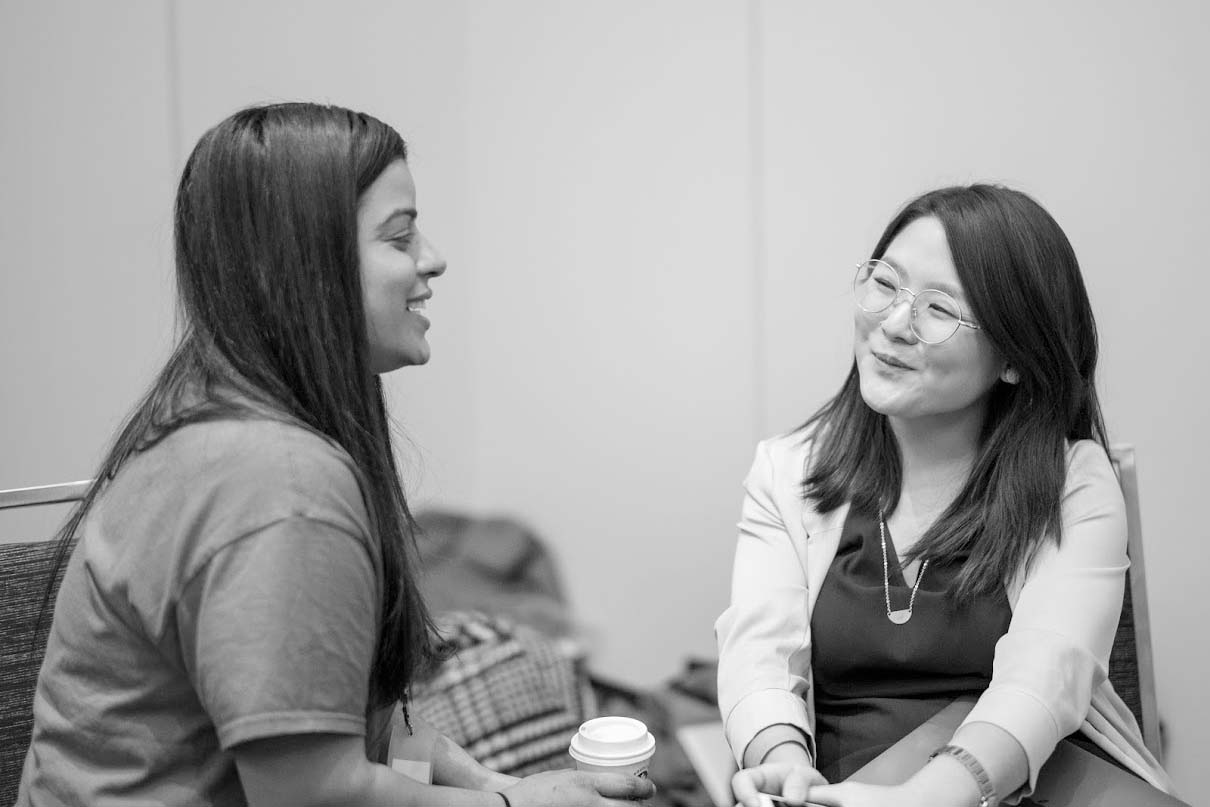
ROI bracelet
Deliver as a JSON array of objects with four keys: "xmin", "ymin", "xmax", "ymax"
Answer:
[
  {"xmin": 930, "ymin": 744, "xmax": 995, "ymax": 807},
  {"xmin": 497, "ymin": 791, "xmax": 513, "ymax": 807}
]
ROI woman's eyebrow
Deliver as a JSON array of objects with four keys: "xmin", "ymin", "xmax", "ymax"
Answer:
[
  {"xmin": 882, "ymin": 256, "xmax": 965, "ymax": 299},
  {"xmin": 881, "ymin": 256, "xmax": 914, "ymax": 285},
  {"xmin": 377, "ymin": 207, "xmax": 417, "ymax": 233},
  {"xmin": 928, "ymin": 278, "xmax": 965, "ymax": 299}
]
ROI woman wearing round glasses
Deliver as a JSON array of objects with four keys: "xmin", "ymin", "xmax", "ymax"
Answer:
[{"xmin": 716, "ymin": 185, "xmax": 1175, "ymax": 807}]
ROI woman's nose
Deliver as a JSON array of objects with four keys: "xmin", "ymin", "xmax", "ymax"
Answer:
[
  {"xmin": 416, "ymin": 231, "xmax": 447, "ymax": 277},
  {"xmin": 880, "ymin": 295, "xmax": 917, "ymax": 342}
]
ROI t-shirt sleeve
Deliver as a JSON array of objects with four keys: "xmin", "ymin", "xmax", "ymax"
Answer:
[{"xmin": 176, "ymin": 516, "xmax": 379, "ymax": 750}]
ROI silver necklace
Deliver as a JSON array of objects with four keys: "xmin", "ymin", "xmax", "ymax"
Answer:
[{"xmin": 879, "ymin": 513, "xmax": 929, "ymax": 625}]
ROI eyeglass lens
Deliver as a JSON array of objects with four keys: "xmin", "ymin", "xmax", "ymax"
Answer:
[{"xmin": 853, "ymin": 260, "xmax": 964, "ymax": 343}]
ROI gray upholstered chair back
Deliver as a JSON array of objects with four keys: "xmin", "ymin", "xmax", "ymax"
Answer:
[{"xmin": 0, "ymin": 481, "xmax": 88, "ymax": 805}]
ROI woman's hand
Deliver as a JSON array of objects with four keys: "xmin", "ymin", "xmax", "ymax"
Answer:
[
  {"xmin": 804, "ymin": 770, "xmax": 981, "ymax": 807},
  {"xmin": 737, "ymin": 781, "xmax": 928, "ymax": 807},
  {"xmin": 731, "ymin": 761, "xmax": 827, "ymax": 807},
  {"xmin": 499, "ymin": 769, "xmax": 656, "ymax": 806},
  {"xmin": 796, "ymin": 781, "xmax": 906, "ymax": 806}
]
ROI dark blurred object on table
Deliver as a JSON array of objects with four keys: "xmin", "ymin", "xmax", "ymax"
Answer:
[{"xmin": 415, "ymin": 510, "xmax": 574, "ymax": 639}]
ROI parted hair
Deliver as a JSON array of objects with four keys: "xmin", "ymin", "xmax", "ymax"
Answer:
[
  {"xmin": 800, "ymin": 184, "xmax": 1109, "ymax": 602},
  {"xmin": 42, "ymin": 102, "xmax": 443, "ymax": 705}
]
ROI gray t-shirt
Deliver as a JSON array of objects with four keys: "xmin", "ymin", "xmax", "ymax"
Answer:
[{"xmin": 17, "ymin": 417, "xmax": 391, "ymax": 806}]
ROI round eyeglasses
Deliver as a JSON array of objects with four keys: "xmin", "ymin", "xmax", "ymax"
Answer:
[{"xmin": 853, "ymin": 260, "xmax": 981, "ymax": 344}]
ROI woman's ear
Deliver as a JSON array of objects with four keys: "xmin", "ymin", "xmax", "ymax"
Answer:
[{"xmin": 1001, "ymin": 366, "xmax": 1020, "ymax": 385}]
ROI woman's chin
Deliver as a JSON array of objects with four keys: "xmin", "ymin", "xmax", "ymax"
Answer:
[
  {"xmin": 858, "ymin": 374, "xmax": 910, "ymax": 417},
  {"xmin": 370, "ymin": 343, "xmax": 431, "ymax": 374},
  {"xmin": 403, "ymin": 346, "xmax": 432, "ymax": 367},
  {"xmin": 863, "ymin": 396, "xmax": 907, "ymax": 418}
]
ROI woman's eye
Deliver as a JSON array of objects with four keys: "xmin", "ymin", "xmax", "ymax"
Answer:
[
  {"xmin": 874, "ymin": 278, "xmax": 896, "ymax": 291},
  {"xmin": 390, "ymin": 234, "xmax": 414, "ymax": 251}
]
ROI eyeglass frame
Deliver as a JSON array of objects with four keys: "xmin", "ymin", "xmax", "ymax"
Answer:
[{"xmin": 853, "ymin": 259, "xmax": 982, "ymax": 345}]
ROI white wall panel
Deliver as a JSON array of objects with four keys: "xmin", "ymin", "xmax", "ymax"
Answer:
[
  {"xmin": 0, "ymin": 0, "xmax": 176, "ymax": 542},
  {"xmin": 462, "ymin": 0, "xmax": 756, "ymax": 685}
]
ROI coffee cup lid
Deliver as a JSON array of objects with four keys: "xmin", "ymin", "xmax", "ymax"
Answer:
[{"xmin": 568, "ymin": 716, "xmax": 655, "ymax": 767}]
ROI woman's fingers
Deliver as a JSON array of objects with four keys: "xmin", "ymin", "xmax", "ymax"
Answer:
[
  {"xmin": 731, "ymin": 797, "xmax": 776, "ymax": 807},
  {"xmin": 804, "ymin": 782, "xmax": 881, "ymax": 807},
  {"xmin": 731, "ymin": 763, "xmax": 830, "ymax": 807},
  {"xmin": 781, "ymin": 764, "xmax": 827, "ymax": 804},
  {"xmin": 731, "ymin": 766, "xmax": 777, "ymax": 806},
  {"xmin": 592, "ymin": 771, "xmax": 656, "ymax": 801}
]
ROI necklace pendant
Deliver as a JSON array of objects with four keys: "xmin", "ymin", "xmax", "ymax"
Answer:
[{"xmin": 888, "ymin": 609, "xmax": 912, "ymax": 625}]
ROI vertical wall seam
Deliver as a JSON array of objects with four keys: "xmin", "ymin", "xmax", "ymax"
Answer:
[
  {"xmin": 747, "ymin": 0, "xmax": 767, "ymax": 441},
  {"xmin": 163, "ymin": 0, "xmax": 185, "ymax": 338},
  {"xmin": 165, "ymin": 0, "xmax": 184, "ymax": 175}
]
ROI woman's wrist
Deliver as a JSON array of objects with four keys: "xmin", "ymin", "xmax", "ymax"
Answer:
[
  {"xmin": 482, "ymin": 771, "xmax": 521, "ymax": 792},
  {"xmin": 947, "ymin": 721, "xmax": 1028, "ymax": 802},
  {"xmin": 744, "ymin": 724, "xmax": 813, "ymax": 768},
  {"xmin": 761, "ymin": 739, "xmax": 812, "ymax": 766},
  {"xmin": 930, "ymin": 745, "xmax": 995, "ymax": 806},
  {"xmin": 431, "ymin": 733, "xmax": 517, "ymax": 790},
  {"xmin": 900, "ymin": 752, "xmax": 987, "ymax": 807}
]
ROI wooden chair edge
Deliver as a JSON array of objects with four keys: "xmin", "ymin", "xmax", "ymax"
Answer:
[{"xmin": 1109, "ymin": 443, "xmax": 1163, "ymax": 762}]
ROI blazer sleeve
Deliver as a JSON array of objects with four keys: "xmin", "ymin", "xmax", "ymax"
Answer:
[
  {"xmin": 715, "ymin": 439, "xmax": 815, "ymax": 766},
  {"xmin": 961, "ymin": 440, "xmax": 1129, "ymax": 794}
]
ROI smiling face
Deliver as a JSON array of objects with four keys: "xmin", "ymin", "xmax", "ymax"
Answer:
[
  {"xmin": 357, "ymin": 159, "xmax": 446, "ymax": 373},
  {"xmin": 854, "ymin": 216, "xmax": 1005, "ymax": 429}
]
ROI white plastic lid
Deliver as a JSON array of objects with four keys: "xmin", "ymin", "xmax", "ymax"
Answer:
[{"xmin": 568, "ymin": 716, "xmax": 656, "ymax": 766}]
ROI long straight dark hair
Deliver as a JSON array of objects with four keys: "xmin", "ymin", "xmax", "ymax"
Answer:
[
  {"xmin": 801, "ymin": 184, "xmax": 1109, "ymax": 602},
  {"xmin": 40, "ymin": 102, "xmax": 443, "ymax": 706}
]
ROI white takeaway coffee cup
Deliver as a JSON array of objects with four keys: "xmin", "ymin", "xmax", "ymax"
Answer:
[{"xmin": 568, "ymin": 716, "xmax": 656, "ymax": 778}]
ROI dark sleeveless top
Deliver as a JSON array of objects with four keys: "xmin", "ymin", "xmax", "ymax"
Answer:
[
  {"xmin": 810, "ymin": 508, "xmax": 1012, "ymax": 781},
  {"xmin": 810, "ymin": 507, "xmax": 1134, "ymax": 782}
]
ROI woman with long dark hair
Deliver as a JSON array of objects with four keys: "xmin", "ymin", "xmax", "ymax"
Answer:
[
  {"xmin": 16, "ymin": 103, "xmax": 654, "ymax": 807},
  {"xmin": 717, "ymin": 185, "xmax": 1174, "ymax": 806}
]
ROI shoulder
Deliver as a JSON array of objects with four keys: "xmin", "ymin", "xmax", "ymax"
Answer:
[
  {"xmin": 1062, "ymin": 439, "xmax": 1126, "ymax": 519},
  {"xmin": 744, "ymin": 428, "xmax": 842, "ymax": 533},
  {"xmin": 1014, "ymin": 440, "xmax": 1127, "ymax": 586},
  {"xmin": 123, "ymin": 417, "xmax": 371, "ymax": 544},
  {"xmin": 183, "ymin": 418, "xmax": 362, "ymax": 500},
  {"xmin": 1064, "ymin": 438, "xmax": 1114, "ymax": 477},
  {"xmin": 750, "ymin": 428, "xmax": 816, "ymax": 482}
]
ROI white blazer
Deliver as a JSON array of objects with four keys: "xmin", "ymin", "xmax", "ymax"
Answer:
[{"xmin": 714, "ymin": 431, "xmax": 1174, "ymax": 797}]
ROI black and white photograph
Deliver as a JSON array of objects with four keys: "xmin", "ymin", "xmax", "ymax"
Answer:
[{"xmin": 2, "ymin": 2, "xmax": 1206, "ymax": 805}]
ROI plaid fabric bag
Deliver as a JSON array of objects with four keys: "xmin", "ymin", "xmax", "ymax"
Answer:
[{"xmin": 411, "ymin": 612, "xmax": 593, "ymax": 776}]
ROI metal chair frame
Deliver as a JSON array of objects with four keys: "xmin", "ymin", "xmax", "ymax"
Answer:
[{"xmin": 0, "ymin": 481, "xmax": 91, "ymax": 511}]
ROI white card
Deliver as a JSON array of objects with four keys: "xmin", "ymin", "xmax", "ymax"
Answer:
[{"xmin": 390, "ymin": 758, "xmax": 433, "ymax": 783}]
